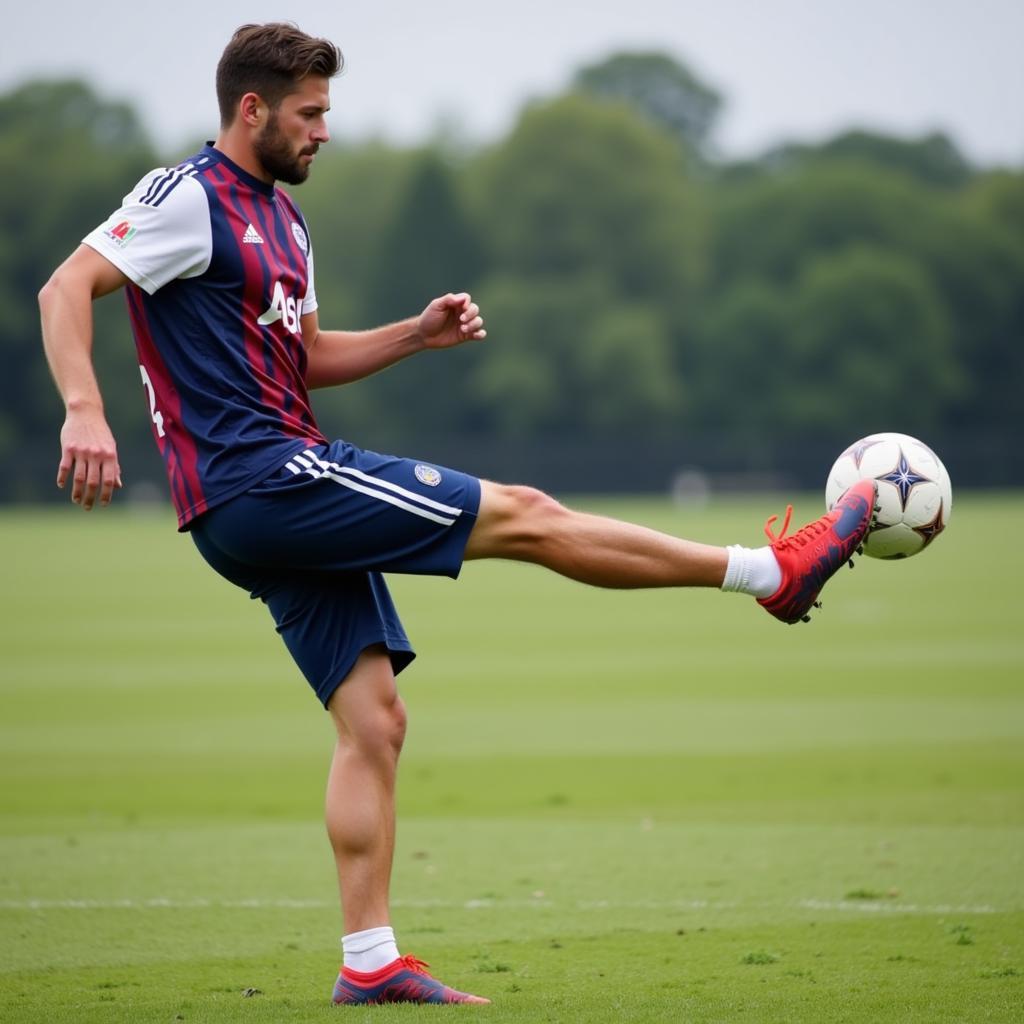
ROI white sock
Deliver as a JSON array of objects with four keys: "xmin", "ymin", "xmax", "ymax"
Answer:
[
  {"xmin": 342, "ymin": 926, "xmax": 400, "ymax": 972},
  {"xmin": 721, "ymin": 545, "xmax": 782, "ymax": 599}
]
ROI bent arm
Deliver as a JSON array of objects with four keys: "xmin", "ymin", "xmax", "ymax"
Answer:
[
  {"xmin": 302, "ymin": 292, "xmax": 486, "ymax": 391},
  {"xmin": 39, "ymin": 245, "xmax": 131, "ymax": 509},
  {"xmin": 302, "ymin": 311, "xmax": 426, "ymax": 390}
]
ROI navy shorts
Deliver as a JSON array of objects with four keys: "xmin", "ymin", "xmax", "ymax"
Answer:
[{"xmin": 190, "ymin": 441, "xmax": 481, "ymax": 707}]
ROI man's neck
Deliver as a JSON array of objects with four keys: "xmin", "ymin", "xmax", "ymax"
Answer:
[{"xmin": 212, "ymin": 130, "xmax": 273, "ymax": 185}]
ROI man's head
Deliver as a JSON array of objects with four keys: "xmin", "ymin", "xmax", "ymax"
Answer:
[{"xmin": 216, "ymin": 23, "xmax": 342, "ymax": 184}]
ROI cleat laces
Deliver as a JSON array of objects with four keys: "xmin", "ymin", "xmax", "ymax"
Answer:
[
  {"xmin": 756, "ymin": 479, "xmax": 875, "ymax": 626},
  {"xmin": 398, "ymin": 956, "xmax": 431, "ymax": 975},
  {"xmin": 763, "ymin": 504, "xmax": 831, "ymax": 550}
]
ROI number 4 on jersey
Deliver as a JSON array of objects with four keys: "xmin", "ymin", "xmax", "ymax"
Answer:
[{"xmin": 258, "ymin": 281, "xmax": 300, "ymax": 334}]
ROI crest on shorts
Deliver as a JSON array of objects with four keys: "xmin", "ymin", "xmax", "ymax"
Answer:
[
  {"xmin": 414, "ymin": 464, "xmax": 442, "ymax": 487},
  {"xmin": 291, "ymin": 222, "xmax": 309, "ymax": 253}
]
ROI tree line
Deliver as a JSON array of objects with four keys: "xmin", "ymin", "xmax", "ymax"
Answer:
[{"xmin": 3, "ymin": 56, "xmax": 1022, "ymax": 502}]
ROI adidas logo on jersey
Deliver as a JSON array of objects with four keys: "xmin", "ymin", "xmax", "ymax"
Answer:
[{"xmin": 242, "ymin": 223, "xmax": 264, "ymax": 245}]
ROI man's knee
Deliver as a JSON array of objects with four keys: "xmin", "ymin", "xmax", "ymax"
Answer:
[
  {"xmin": 327, "ymin": 650, "xmax": 408, "ymax": 763},
  {"xmin": 333, "ymin": 695, "xmax": 407, "ymax": 771},
  {"xmin": 466, "ymin": 482, "xmax": 570, "ymax": 559}
]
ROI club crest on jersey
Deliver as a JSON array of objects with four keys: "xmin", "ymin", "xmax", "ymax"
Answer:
[
  {"xmin": 105, "ymin": 220, "xmax": 137, "ymax": 247},
  {"xmin": 291, "ymin": 222, "xmax": 309, "ymax": 253},
  {"xmin": 414, "ymin": 464, "xmax": 442, "ymax": 487}
]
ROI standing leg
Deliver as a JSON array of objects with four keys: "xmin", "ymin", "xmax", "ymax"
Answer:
[
  {"xmin": 325, "ymin": 645, "xmax": 405, "ymax": 936},
  {"xmin": 325, "ymin": 644, "xmax": 490, "ymax": 1005}
]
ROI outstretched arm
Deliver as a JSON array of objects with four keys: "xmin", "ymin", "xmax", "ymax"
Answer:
[
  {"xmin": 38, "ymin": 245, "xmax": 130, "ymax": 510},
  {"xmin": 303, "ymin": 292, "xmax": 486, "ymax": 390}
]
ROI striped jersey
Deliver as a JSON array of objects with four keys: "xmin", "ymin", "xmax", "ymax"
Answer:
[{"xmin": 83, "ymin": 144, "xmax": 328, "ymax": 529}]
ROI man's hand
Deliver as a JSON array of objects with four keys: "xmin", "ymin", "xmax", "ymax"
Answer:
[
  {"xmin": 417, "ymin": 292, "xmax": 486, "ymax": 350},
  {"xmin": 57, "ymin": 404, "xmax": 123, "ymax": 510}
]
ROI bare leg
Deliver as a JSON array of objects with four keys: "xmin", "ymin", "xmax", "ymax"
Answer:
[
  {"xmin": 465, "ymin": 481, "xmax": 728, "ymax": 588},
  {"xmin": 325, "ymin": 645, "xmax": 406, "ymax": 934}
]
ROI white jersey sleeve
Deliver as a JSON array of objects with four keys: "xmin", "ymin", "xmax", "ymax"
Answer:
[{"xmin": 82, "ymin": 166, "xmax": 212, "ymax": 295}]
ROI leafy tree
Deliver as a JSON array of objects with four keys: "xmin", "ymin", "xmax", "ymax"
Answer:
[
  {"xmin": 293, "ymin": 143, "xmax": 421, "ymax": 330},
  {"xmin": 297, "ymin": 143, "xmax": 426, "ymax": 443},
  {"xmin": 757, "ymin": 129, "xmax": 972, "ymax": 188},
  {"xmin": 467, "ymin": 270, "xmax": 684, "ymax": 438},
  {"xmin": 932, "ymin": 193, "xmax": 1024, "ymax": 433},
  {"xmin": 691, "ymin": 281, "xmax": 792, "ymax": 441},
  {"xmin": 462, "ymin": 93, "xmax": 706, "ymax": 440},
  {"xmin": 0, "ymin": 79, "xmax": 158, "ymax": 498},
  {"xmin": 469, "ymin": 93, "xmax": 704, "ymax": 315},
  {"xmin": 963, "ymin": 170, "xmax": 1024, "ymax": 244},
  {"xmin": 349, "ymin": 152, "xmax": 486, "ymax": 437},
  {"xmin": 786, "ymin": 246, "xmax": 960, "ymax": 433},
  {"xmin": 466, "ymin": 273, "xmax": 571, "ymax": 437},
  {"xmin": 710, "ymin": 163, "xmax": 933, "ymax": 288},
  {"xmin": 4, "ymin": 70, "xmax": 1022, "ymax": 500},
  {"xmin": 707, "ymin": 160, "xmax": 1024, "ymax": 441},
  {"xmin": 363, "ymin": 151, "xmax": 485, "ymax": 326},
  {"xmin": 572, "ymin": 52, "xmax": 722, "ymax": 155},
  {"xmin": 304, "ymin": 147, "xmax": 487, "ymax": 443},
  {"xmin": 575, "ymin": 303, "xmax": 680, "ymax": 432},
  {"xmin": 958, "ymin": 171, "xmax": 1024, "ymax": 429}
]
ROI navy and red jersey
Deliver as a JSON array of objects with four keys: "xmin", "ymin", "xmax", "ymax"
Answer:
[{"xmin": 83, "ymin": 144, "xmax": 327, "ymax": 529}]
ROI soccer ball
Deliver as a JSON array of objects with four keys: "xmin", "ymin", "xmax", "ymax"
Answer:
[{"xmin": 825, "ymin": 432, "xmax": 952, "ymax": 559}]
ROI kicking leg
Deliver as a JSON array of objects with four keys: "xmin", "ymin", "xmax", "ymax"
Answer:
[
  {"xmin": 464, "ymin": 479, "xmax": 877, "ymax": 623},
  {"xmin": 464, "ymin": 481, "xmax": 727, "ymax": 588}
]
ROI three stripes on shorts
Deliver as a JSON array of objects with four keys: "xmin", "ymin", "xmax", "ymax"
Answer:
[{"xmin": 285, "ymin": 450, "xmax": 461, "ymax": 527}]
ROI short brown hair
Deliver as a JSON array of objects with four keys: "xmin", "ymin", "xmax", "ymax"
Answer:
[{"xmin": 216, "ymin": 22, "xmax": 343, "ymax": 126}]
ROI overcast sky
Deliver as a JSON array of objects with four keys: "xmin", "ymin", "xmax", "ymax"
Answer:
[{"xmin": 4, "ymin": 0, "xmax": 1022, "ymax": 166}]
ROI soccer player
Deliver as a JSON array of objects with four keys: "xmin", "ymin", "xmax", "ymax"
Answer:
[{"xmin": 38, "ymin": 23, "xmax": 875, "ymax": 1006}]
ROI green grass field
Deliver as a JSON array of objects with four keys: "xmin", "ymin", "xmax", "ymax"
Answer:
[{"xmin": 2, "ymin": 494, "xmax": 1022, "ymax": 1023}]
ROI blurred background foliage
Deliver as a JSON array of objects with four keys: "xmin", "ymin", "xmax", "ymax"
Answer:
[{"xmin": 4, "ymin": 53, "xmax": 1022, "ymax": 501}]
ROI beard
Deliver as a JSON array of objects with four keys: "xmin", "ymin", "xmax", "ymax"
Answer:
[{"xmin": 254, "ymin": 113, "xmax": 316, "ymax": 185}]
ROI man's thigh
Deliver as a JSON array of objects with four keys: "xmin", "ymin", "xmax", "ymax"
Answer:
[{"xmin": 190, "ymin": 523, "xmax": 415, "ymax": 707}]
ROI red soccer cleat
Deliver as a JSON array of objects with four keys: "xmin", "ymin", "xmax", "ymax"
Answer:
[
  {"xmin": 758, "ymin": 479, "xmax": 877, "ymax": 624},
  {"xmin": 331, "ymin": 955, "xmax": 490, "ymax": 1005}
]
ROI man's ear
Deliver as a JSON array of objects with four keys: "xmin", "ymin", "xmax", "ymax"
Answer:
[{"xmin": 239, "ymin": 92, "xmax": 266, "ymax": 128}]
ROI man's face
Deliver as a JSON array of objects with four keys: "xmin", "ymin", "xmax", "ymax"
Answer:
[{"xmin": 253, "ymin": 75, "xmax": 331, "ymax": 185}]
